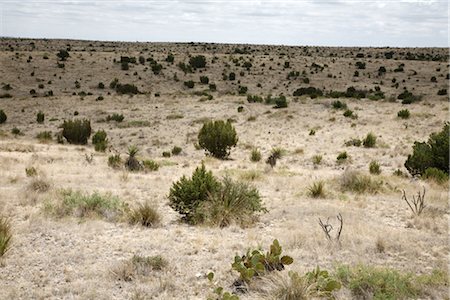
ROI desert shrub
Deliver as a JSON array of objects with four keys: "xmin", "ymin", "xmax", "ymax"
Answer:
[
  {"xmin": 98, "ymin": 82, "xmax": 105, "ymax": 89},
  {"xmin": 363, "ymin": 132, "xmax": 377, "ymax": 148},
  {"xmin": 238, "ymin": 85, "xmax": 248, "ymax": 95},
  {"xmin": 128, "ymin": 202, "xmax": 161, "ymax": 227},
  {"xmin": 166, "ymin": 53, "xmax": 174, "ymax": 63},
  {"xmin": 106, "ymin": 113, "xmax": 124, "ymax": 122},
  {"xmin": 247, "ymin": 95, "xmax": 263, "ymax": 103},
  {"xmin": 125, "ymin": 145, "xmax": 142, "ymax": 171},
  {"xmin": 92, "ymin": 130, "xmax": 107, "ymax": 152},
  {"xmin": 209, "ymin": 83, "xmax": 216, "ymax": 91},
  {"xmin": 109, "ymin": 78, "xmax": 119, "ymax": 89},
  {"xmin": 162, "ymin": 151, "xmax": 171, "ymax": 158},
  {"xmin": 0, "ymin": 110, "xmax": 6, "ymax": 124},
  {"xmin": 274, "ymin": 95, "xmax": 288, "ymax": 108},
  {"xmin": 114, "ymin": 254, "xmax": 168, "ymax": 281},
  {"xmin": 198, "ymin": 120, "xmax": 238, "ymax": 159},
  {"xmin": 36, "ymin": 111, "xmax": 45, "ymax": 123},
  {"xmin": 422, "ymin": 167, "xmax": 448, "ymax": 184},
  {"xmin": 355, "ymin": 61, "xmax": 366, "ymax": 69},
  {"xmin": 293, "ymin": 87, "xmax": 323, "ymax": 98},
  {"xmin": 397, "ymin": 109, "xmax": 410, "ymax": 119},
  {"xmin": 237, "ymin": 106, "xmax": 244, "ymax": 113},
  {"xmin": 171, "ymin": 146, "xmax": 182, "ymax": 155},
  {"xmin": 332, "ymin": 100, "xmax": 347, "ymax": 110},
  {"xmin": 28, "ymin": 178, "xmax": 50, "ymax": 193},
  {"xmin": 56, "ymin": 49, "xmax": 69, "ymax": 61},
  {"xmin": 36, "ymin": 131, "xmax": 52, "ymax": 141},
  {"xmin": 345, "ymin": 138, "xmax": 362, "ymax": 147},
  {"xmin": 307, "ymin": 181, "xmax": 325, "ymax": 198},
  {"xmin": 151, "ymin": 64, "xmax": 162, "ymax": 74},
  {"xmin": 250, "ymin": 148, "xmax": 261, "ymax": 162},
  {"xmin": 229, "ymin": 72, "xmax": 236, "ymax": 81},
  {"xmin": 168, "ymin": 164, "xmax": 220, "ymax": 224},
  {"xmin": 199, "ymin": 177, "xmax": 266, "ymax": 227},
  {"xmin": 178, "ymin": 62, "xmax": 193, "ymax": 74},
  {"xmin": 312, "ymin": 155, "xmax": 322, "ymax": 165},
  {"xmin": 189, "ymin": 55, "xmax": 207, "ymax": 69},
  {"xmin": 369, "ymin": 161, "xmax": 381, "ymax": 175},
  {"xmin": 121, "ymin": 61, "xmax": 129, "ymax": 70},
  {"xmin": 61, "ymin": 119, "xmax": 92, "ymax": 145},
  {"xmin": 405, "ymin": 123, "xmax": 449, "ymax": 176},
  {"xmin": 25, "ymin": 167, "xmax": 38, "ymax": 177},
  {"xmin": 116, "ymin": 83, "xmax": 139, "ymax": 95},
  {"xmin": 45, "ymin": 189, "xmax": 124, "ymax": 220},
  {"xmin": 343, "ymin": 109, "xmax": 356, "ymax": 118},
  {"xmin": 108, "ymin": 154, "xmax": 122, "ymax": 169},
  {"xmin": 143, "ymin": 159, "xmax": 159, "ymax": 171},
  {"xmin": 184, "ymin": 80, "xmax": 195, "ymax": 89},
  {"xmin": 11, "ymin": 127, "xmax": 22, "ymax": 136},
  {"xmin": 0, "ymin": 216, "xmax": 12, "ymax": 257},
  {"xmin": 200, "ymin": 76, "xmax": 209, "ymax": 84},
  {"xmin": 437, "ymin": 89, "xmax": 447, "ymax": 96},
  {"xmin": 398, "ymin": 90, "xmax": 421, "ymax": 104},
  {"xmin": 232, "ymin": 239, "xmax": 293, "ymax": 284},
  {"xmin": 340, "ymin": 169, "xmax": 382, "ymax": 194},
  {"xmin": 336, "ymin": 151, "xmax": 348, "ymax": 163},
  {"xmin": 335, "ymin": 264, "xmax": 419, "ymax": 300}
]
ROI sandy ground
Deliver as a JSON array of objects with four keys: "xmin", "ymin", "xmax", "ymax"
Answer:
[{"xmin": 0, "ymin": 39, "xmax": 448, "ymax": 299}]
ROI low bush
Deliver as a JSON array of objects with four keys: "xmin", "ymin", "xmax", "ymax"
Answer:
[
  {"xmin": 0, "ymin": 110, "xmax": 6, "ymax": 124},
  {"xmin": 92, "ymin": 130, "xmax": 107, "ymax": 152},
  {"xmin": 363, "ymin": 132, "xmax": 377, "ymax": 148},
  {"xmin": 113, "ymin": 254, "xmax": 168, "ymax": 281},
  {"xmin": 397, "ymin": 109, "xmax": 410, "ymax": 119},
  {"xmin": 200, "ymin": 76, "xmax": 209, "ymax": 84},
  {"xmin": 307, "ymin": 181, "xmax": 326, "ymax": 198},
  {"xmin": 247, "ymin": 95, "xmax": 263, "ymax": 103},
  {"xmin": 184, "ymin": 80, "xmax": 195, "ymax": 89},
  {"xmin": 332, "ymin": 100, "xmax": 347, "ymax": 110},
  {"xmin": 128, "ymin": 202, "xmax": 161, "ymax": 227},
  {"xmin": 143, "ymin": 159, "xmax": 159, "ymax": 171},
  {"xmin": 106, "ymin": 113, "xmax": 124, "ymax": 122},
  {"xmin": 36, "ymin": 111, "xmax": 45, "ymax": 123},
  {"xmin": 125, "ymin": 145, "xmax": 142, "ymax": 171},
  {"xmin": 198, "ymin": 120, "xmax": 238, "ymax": 159},
  {"xmin": 116, "ymin": 83, "xmax": 139, "ymax": 95},
  {"xmin": 369, "ymin": 161, "xmax": 381, "ymax": 174},
  {"xmin": 422, "ymin": 167, "xmax": 448, "ymax": 184},
  {"xmin": 336, "ymin": 151, "xmax": 348, "ymax": 163},
  {"xmin": 293, "ymin": 87, "xmax": 323, "ymax": 98},
  {"xmin": 250, "ymin": 148, "xmax": 261, "ymax": 162},
  {"xmin": 345, "ymin": 138, "xmax": 362, "ymax": 147},
  {"xmin": 0, "ymin": 216, "xmax": 12, "ymax": 257},
  {"xmin": 189, "ymin": 55, "xmax": 207, "ymax": 69},
  {"xmin": 36, "ymin": 131, "xmax": 52, "ymax": 141},
  {"xmin": 398, "ymin": 90, "xmax": 421, "ymax": 104},
  {"xmin": 340, "ymin": 169, "xmax": 382, "ymax": 194},
  {"xmin": 61, "ymin": 119, "xmax": 92, "ymax": 145},
  {"xmin": 108, "ymin": 154, "xmax": 122, "ymax": 169},
  {"xmin": 171, "ymin": 146, "xmax": 182, "ymax": 155}
]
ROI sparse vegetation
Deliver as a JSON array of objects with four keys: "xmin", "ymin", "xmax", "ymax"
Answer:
[
  {"xmin": 340, "ymin": 169, "xmax": 382, "ymax": 194},
  {"xmin": 307, "ymin": 181, "xmax": 326, "ymax": 198},
  {"xmin": 128, "ymin": 202, "xmax": 161, "ymax": 227},
  {"xmin": 0, "ymin": 216, "xmax": 12, "ymax": 257}
]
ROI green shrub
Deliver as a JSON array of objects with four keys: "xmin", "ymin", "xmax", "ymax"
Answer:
[
  {"xmin": 307, "ymin": 181, "xmax": 325, "ymax": 198},
  {"xmin": 398, "ymin": 90, "xmax": 421, "ymax": 104},
  {"xmin": 363, "ymin": 132, "xmax": 377, "ymax": 148},
  {"xmin": 128, "ymin": 202, "xmax": 161, "ymax": 227},
  {"xmin": 143, "ymin": 159, "xmax": 159, "ymax": 171},
  {"xmin": 228, "ymin": 72, "xmax": 236, "ymax": 81},
  {"xmin": 336, "ymin": 151, "xmax": 348, "ymax": 163},
  {"xmin": 25, "ymin": 167, "xmax": 38, "ymax": 177},
  {"xmin": 247, "ymin": 95, "xmax": 263, "ymax": 103},
  {"xmin": 369, "ymin": 161, "xmax": 381, "ymax": 175},
  {"xmin": 92, "ymin": 130, "xmax": 107, "ymax": 152},
  {"xmin": 166, "ymin": 53, "xmax": 174, "ymax": 63},
  {"xmin": 405, "ymin": 123, "xmax": 449, "ymax": 176},
  {"xmin": 184, "ymin": 80, "xmax": 195, "ymax": 88},
  {"xmin": 36, "ymin": 131, "xmax": 52, "ymax": 141},
  {"xmin": 340, "ymin": 169, "xmax": 382, "ymax": 194},
  {"xmin": 171, "ymin": 146, "xmax": 182, "ymax": 155},
  {"xmin": 274, "ymin": 95, "xmax": 288, "ymax": 108},
  {"xmin": 345, "ymin": 138, "xmax": 362, "ymax": 147},
  {"xmin": 106, "ymin": 113, "xmax": 124, "ymax": 122},
  {"xmin": 198, "ymin": 120, "xmax": 238, "ymax": 159},
  {"xmin": 11, "ymin": 127, "xmax": 22, "ymax": 136},
  {"xmin": 61, "ymin": 119, "xmax": 92, "ymax": 145},
  {"xmin": 168, "ymin": 164, "xmax": 220, "ymax": 224},
  {"xmin": 250, "ymin": 148, "xmax": 261, "ymax": 162},
  {"xmin": 343, "ymin": 109, "xmax": 356, "ymax": 118},
  {"xmin": 200, "ymin": 76, "xmax": 209, "ymax": 84},
  {"xmin": 293, "ymin": 87, "xmax": 323, "ymax": 98},
  {"xmin": 36, "ymin": 111, "xmax": 45, "ymax": 123},
  {"xmin": 335, "ymin": 264, "xmax": 419, "ymax": 300},
  {"xmin": 422, "ymin": 167, "xmax": 448, "ymax": 184},
  {"xmin": 108, "ymin": 154, "xmax": 122, "ymax": 169},
  {"xmin": 0, "ymin": 216, "xmax": 12, "ymax": 257},
  {"xmin": 238, "ymin": 85, "xmax": 248, "ymax": 95},
  {"xmin": 56, "ymin": 49, "xmax": 69, "ymax": 61},
  {"xmin": 116, "ymin": 83, "xmax": 139, "ymax": 95},
  {"xmin": 162, "ymin": 151, "xmax": 171, "ymax": 158},
  {"xmin": 437, "ymin": 89, "xmax": 447, "ymax": 96},
  {"xmin": 189, "ymin": 55, "xmax": 207, "ymax": 69},
  {"xmin": 312, "ymin": 155, "xmax": 323, "ymax": 165},
  {"xmin": 199, "ymin": 177, "xmax": 267, "ymax": 227},
  {"xmin": 98, "ymin": 82, "xmax": 105, "ymax": 89},
  {"xmin": 332, "ymin": 100, "xmax": 347, "ymax": 110},
  {"xmin": 397, "ymin": 109, "xmax": 410, "ymax": 119},
  {"xmin": 0, "ymin": 110, "xmax": 6, "ymax": 124}
]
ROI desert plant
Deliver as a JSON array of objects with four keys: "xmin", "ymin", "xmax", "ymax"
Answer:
[
  {"xmin": 108, "ymin": 154, "xmax": 122, "ymax": 169},
  {"xmin": 340, "ymin": 169, "xmax": 382, "ymax": 194},
  {"xmin": 307, "ymin": 181, "xmax": 326, "ymax": 198},
  {"xmin": 56, "ymin": 49, "xmax": 69, "ymax": 61},
  {"xmin": 405, "ymin": 123, "xmax": 449, "ymax": 176},
  {"xmin": 61, "ymin": 119, "xmax": 92, "ymax": 145},
  {"xmin": 397, "ymin": 109, "xmax": 410, "ymax": 119},
  {"xmin": 92, "ymin": 130, "xmax": 107, "ymax": 152},
  {"xmin": 250, "ymin": 148, "xmax": 262, "ymax": 162},
  {"xmin": 312, "ymin": 155, "xmax": 323, "ymax": 165},
  {"xmin": 0, "ymin": 110, "xmax": 6, "ymax": 124},
  {"xmin": 345, "ymin": 138, "xmax": 362, "ymax": 147},
  {"xmin": 36, "ymin": 111, "xmax": 45, "ymax": 123},
  {"xmin": 28, "ymin": 177, "xmax": 50, "ymax": 193},
  {"xmin": 162, "ymin": 151, "xmax": 171, "ymax": 158},
  {"xmin": 336, "ymin": 151, "xmax": 348, "ymax": 163},
  {"xmin": 200, "ymin": 76, "xmax": 209, "ymax": 84},
  {"xmin": 422, "ymin": 167, "xmax": 448, "ymax": 184},
  {"xmin": 116, "ymin": 83, "xmax": 139, "ymax": 95},
  {"xmin": 274, "ymin": 95, "xmax": 288, "ymax": 108},
  {"xmin": 125, "ymin": 145, "xmax": 142, "ymax": 171},
  {"xmin": 168, "ymin": 164, "xmax": 220, "ymax": 224},
  {"xmin": 199, "ymin": 177, "xmax": 266, "ymax": 227},
  {"xmin": 189, "ymin": 55, "xmax": 207, "ymax": 69},
  {"xmin": 106, "ymin": 113, "xmax": 124, "ymax": 122},
  {"xmin": 369, "ymin": 161, "xmax": 381, "ymax": 175},
  {"xmin": 143, "ymin": 159, "xmax": 159, "ymax": 171},
  {"xmin": 198, "ymin": 120, "xmax": 238, "ymax": 159},
  {"xmin": 303, "ymin": 267, "xmax": 342, "ymax": 298},
  {"xmin": 25, "ymin": 167, "xmax": 38, "ymax": 177},
  {"xmin": 402, "ymin": 188, "xmax": 426, "ymax": 216},
  {"xmin": 0, "ymin": 216, "xmax": 12, "ymax": 257},
  {"xmin": 318, "ymin": 213, "xmax": 343, "ymax": 243},
  {"xmin": 363, "ymin": 132, "xmax": 377, "ymax": 148},
  {"xmin": 293, "ymin": 87, "xmax": 323, "ymax": 98},
  {"xmin": 184, "ymin": 80, "xmax": 195, "ymax": 89},
  {"xmin": 332, "ymin": 100, "xmax": 347, "ymax": 110},
  {"xmin": 128, "ymin": 202, "xmax": 161, "ymax": 227}
]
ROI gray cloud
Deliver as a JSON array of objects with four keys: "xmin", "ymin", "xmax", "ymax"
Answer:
[{"xmin": 1, "ymin": 0, "xmax": 448, "ymax": 46}]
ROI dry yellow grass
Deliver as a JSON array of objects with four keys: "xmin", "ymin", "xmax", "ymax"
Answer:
[{"xmin": 0, "ymin": 39, "xmax": 448, "ymax": 299}]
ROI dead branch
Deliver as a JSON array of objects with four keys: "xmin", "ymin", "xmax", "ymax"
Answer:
[
  {"xmin": 402, "ymin": 187, "xmax": 426, "ymax": 216},
  {"xmin": 319, "ymin": 213, "xmax": 343, "ymax": 244}
]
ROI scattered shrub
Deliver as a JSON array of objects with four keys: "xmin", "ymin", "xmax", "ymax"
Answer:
[
  {"xmin": 92, "ymin": 130, "xmax": 108, "ymax": 152},
  {"xmin": 422, "ymin": 167, "xmax": 448, "ymax": 184},
  {"xmin": 11, "ymin": 127, "xmax": 22, "ymax": 136},
  {"xmin": 189, "ymin": 55, "xmax": 207, "ymax": 69},
  {"xmin": 398, "ymin": 90, "xmax": 421, "ymax": 104},
  {"xmin": 113, "ymin": 254, "xmax": 168, "ymax": 281},
  {"xmin": 274, "ymin": 95, "xmax": 288, "ymax": 108},
  {"xmin": 0, "ymin": 110, "xmax": 6, "ymax": 124},
  {"xmin": 162, "ymin": 151, "xmax": 171, "ymax": 158},
  {"xmin": 0, "ymin": 216, "xmax": 12, "ymax": 257},
  {"xmin": 171, "ymin": 146, "xmax": 182, "ymax": 155},
  {"xmin": 340, "ymin": 169, "xmax": 382, "ymax": 194},
  {"xmin": 56, "ymin": 49, "xmax": 69, "ymax": 61},
  {"xmin": 336, "ymin": 151, "xmax": 348, "ymax": 163},
  {"xmin": 106, "ymin": 113, "xmax": 124, "ymax": 122},
  {"xmin": 363, "ymin": 132, "xmax": 377, "ymax": 148},
  {"xmin": 312, "ymin": 155, "xmax": 323, "ymax": 165},
  {"xmin": 405, "ymin": 123, "xmax": 449, "ymax": 176},
  {"xmin": 143, "ymin": 159, "xmax": 159, "ymax": 171},
  {"xmin": 247, "ymin": 95, "xmax": 263, "ymax": 103},
  {"xmin": 36, "ymin": 111, "xmax": 45, "ymax": 123},
  {"xmin": 128, "ymin": 202, "xmax": 161, "ymax": 227},
  {"xmin": 250, "ymin": 148, "xmax": 262, "ymax": 162},
  {"xmin": 198, "ymin": 120, "xmax": 238, "ymax": 159},
  {"xmin": 125, "ymin": 145, "xmax": 142, "ymax": 171},
  {"xmin": 116, "ymin": 83, "xmax": 139, "ymax": 95},
  {"xmin": 293, "ymin": 87, "xmax": 323, "ymax": 98},
  {"xmin": 369, "ymin": 161, "xmax": 381, "ymax": 175},
  {"xmin": 228, "ymin": 72, "xmax": 236, "ymax": 81},
  {"xmin": 25, "ymin": 167, "xmax": 38, "ymax": 177},
  {"xmin": 61, "ymin": 119, "xmax": 92, "ymax": 145},
  {"xmin": 200, "ymin": 76, "xmax": 209, "ymax": 84},
  {"xmin": 168, "ymin": 164, "xmax": 220, "ymax": 224},
  {"xmin": 184, "ymin": 80, "xmax": 195, "ymax": 89},
  {"xmin": 36, "ymin": 131, "xmax": 52, "ymax": 141},
  {"xmin": 345, "ymin": 138, "xmax": 362, "ymax": 147},
  {"xmin": 108, "ymin": 154, "xmax": 122, "ymax": 169},
  {"xmin": 332, "ymin": 100, "xmax": 347, "ymax": 110},
  {"xmin": 397, "ymin": 109, "xmax": 410, "ymax": 119},
  {"xmin": 437, "ymin": 89, "xmax": 447, "ymax": 96},
  {"xmin": 307, "ymin": 181, "xmax": 325, "ymax": 198}
]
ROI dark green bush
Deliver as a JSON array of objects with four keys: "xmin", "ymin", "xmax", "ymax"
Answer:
[
  {"xmin": 56, "ymin": 49, "xmax": 69, "ymax": 61},
  {"xmin": 92, "ymin": 130, "xmax": 107, "ymax": 152},
  {"xmin": 168, "ymin": 164, "xmax": 220, "ymax": 224},
  {"xmin": 332, "ymin": 100, "xmax": 347, "ymax": 110},
  {"xmin": 397, "ymin": 109, "xmax": 410, "ymax": 119},
  {"xmin": 238, "ymin": 85, "xmax": 248, "ymax": 95},
  {"xmin": 189, "ymin": 55, "xmax": 207, "ymax": 69},
  {"xmin": 229, "ymin": 72, "xmax": 236, "ymax": 81},
  {"xmin": 398, "ymin": 90, "xmax": 421, "ymax": 104},
  {"xmin": 0, "ymin": 110, "xmax": 7, "ymax": 124},
  {"xmin": 405, "ymin": 123, "xmax": 449, "ymax": 176},
  {"xmin": 61, "ymin": 119, "xmax": 92, "ymax": 145},
  {"xmin": 200, "ymin": 76, "xmax": 209, "ymax": 84},
  {"xmin": 106, "ymin": 113, "xmax": 124, "ymax": 122},
  {"xmin": 369, "ymin": 161, "xmax": 381, "ymax": 175},
  {"xmin": 171, "ymin": 146, "xmax": 182, "ymax": 155},
  {"xmin": 437, "ymin": 89, "xmax": 447, "ymax": 96},
  {"xmin": 274, "ymin": 95, "xmax": 288, "ymax": 108},
  {"xmin": 184, "ymin": 81, "xmax": 195, "ymax": 89},
  {"xmin": 198, "ymin": 120, "xmax": 238, "ymax": 159},
  {"xmin": 293, "ymin": 87, "xmax": 323, "ymax": 98},
  {"xmin": 116, "ymin": 83, "xmax": 139, "ymax": 95},
  {"xmin": 247, "ymin": 95, "xmax": 263, "ymax": 103},
  {"xmin": 36, "ymin": 111, "xmax": 45, "ymax": 123},
  {"xmin": 363, "ymin": 132, "xmax": 377, "ymax": 148},
  {"xmin": 422, "ymin": 167, "xmax": 448, "ymax": 184}
]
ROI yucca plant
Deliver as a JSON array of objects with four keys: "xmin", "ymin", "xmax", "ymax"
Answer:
[{"xmin": 125, "ymin": 145, "xmax": 141, "ymax": 171}]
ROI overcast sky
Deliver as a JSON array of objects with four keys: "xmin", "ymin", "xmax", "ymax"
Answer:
[{"xmin": 1, "ymin": 0, "xmax": 448, "ymax": 47}]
